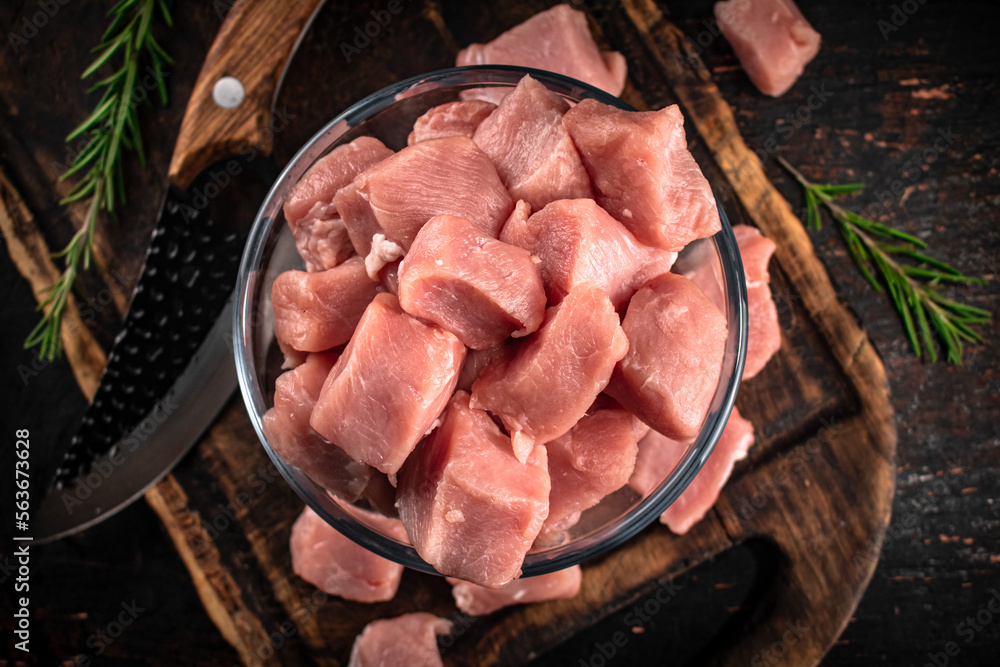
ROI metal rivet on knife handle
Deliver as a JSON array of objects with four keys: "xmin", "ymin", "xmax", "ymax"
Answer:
[{"xmin": 213, "ymin": 76, "xmax": 245, "ymax": 109}]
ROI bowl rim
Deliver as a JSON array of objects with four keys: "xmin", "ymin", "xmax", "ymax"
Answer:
[{"xmin": 234, "ymin": 65, "xmax": 748, "ymax": 577}]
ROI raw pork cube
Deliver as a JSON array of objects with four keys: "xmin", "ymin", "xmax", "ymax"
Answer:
[
  {"xmin": 335, "ymin": 136, "xmax": 513, "ymax": 254},
  {"xmin": 284, "ymin": 137, "xmax": 394, "ymax": 225},
  {"xmin": 472, "ymin": 75, "xmax": 592, "ymax": 210},
  {"xmin": 349, "ymin": 613, "xmax": 452, "ymax": 667},
  {"xmin": 471, "ymin": 284, "xmax": 628, "ymax": 462},
  {"xmin": 629, "ymin": 407, "xmax": 754, "ymax": 534},
  {"xmin": 608, "ymin": 273, "xmax": 727, "ymax": 441},
  {"xmin": 456, "ymin": 5, "xmax": 626, "ymax": 101},
  {"xmin": 333, "ymin": 182, "xmax": 383, "ymax": 257},
  {"xmin": 396, "ymin": 392, "xmax": 550, "ymax": 588},
  {"xmin": 541, "ymin": 403, "xmax": 642, "ymax": 535},
  {"xmin": 679, "ymin": 226, "xmax": 780, "ymax": 379},
  {"xmin": 447, "ymin": 565, "xmax": 582, "ymax": 616},
  {"xmin": 714, "ymin": 0, "xmax": 821, "ymax": 97},
  {"xmin": 362, "ymin": 472, "xmax": 399, "ymax": 518},
  {"xmin": 564, "ymin": 101, "xmax": 721, "ymax": 251},
  {"xmin": 504, "ymin": 198, "xmax": 531, "ymax": 231},
  {"xmin": 284, "ymin": 136, "xmax": 394, "ymax": 271},
  {"xmin": 271, "ymin": 256, "xmax": 380, "ymax": 353},
  {"xmin": 733, "ymin": 225, "xmax": 780, "ymax": 378},
  {"xmin": 674, "ymin": 237, "xmax": 725, "ymax": 312},
  {"xmin": 310, "ymin": 293, "xmax": 465, "ymax": 476},
  {"xmin": 628, "ymin": 434, "xmax": 684, "ymax": 497},
  {"xmin": 456, "ymin": 344, "xmax": 511, "ymax": 393},
  {"xmin": 290, "ymin": 506, "xmax": 406, "ymax": 602},
  {"xmin": 289, "ymin": 217, "xmax": 355, "ymax": 274},
  {"xmin": 500, "ymin": 198, "xmax": 676, "ymax": 309},
  {"xmin": 398, "ymin": 214, "xmax": 546, "ymax": 349},
  {"xmin": 408, "ymin": 100, "xmax": 496, "ymax": 145},
  {"xmin": 628, "ymin": 429, "xmax": 684, "ymax": 499},
  {"xmin": 263, "ymin": 352, "xmax": 371, "ymax": 501}
]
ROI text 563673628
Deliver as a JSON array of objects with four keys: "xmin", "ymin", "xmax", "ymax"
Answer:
[{"xmin": 14, "ymin": 428, "xmax": 31, "ymax": 652}]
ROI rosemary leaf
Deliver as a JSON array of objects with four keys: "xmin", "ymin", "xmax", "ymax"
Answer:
[
  {"xmin": 25, "ymin": 0, "xmax": 172, "ymax": 361},
  {"xmin": 777, "ymin": 156, "xmax": 991, "ymax": 364}
]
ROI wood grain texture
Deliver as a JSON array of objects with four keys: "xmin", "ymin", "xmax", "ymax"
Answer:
[
  {"xmin": 0, "ymin": 162, "xmax": 254, "ymax": 664},
  {"xmin": 4, "ymin": 0, "xmax": 998, "ymax": 665},
  {"xmin": 0, "ymin": 168, "xmax": 106, "ymax": 397},
  {"xmin": 97, "ymin": 1, "xmax": 895, "ymax": 665},
  {"xmin": 167, "ymin": 0, "xmax": 325, "ymax": 188}
]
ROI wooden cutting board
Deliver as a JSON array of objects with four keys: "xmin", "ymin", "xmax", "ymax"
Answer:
[{"xmin": 5, "ymin": 1, "xmax": 897, "ymax": 665}]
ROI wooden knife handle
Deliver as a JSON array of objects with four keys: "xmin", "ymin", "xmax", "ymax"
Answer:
[{"xmin": 167, "ymin": 0, "xmax": 325, "ymax": 189}]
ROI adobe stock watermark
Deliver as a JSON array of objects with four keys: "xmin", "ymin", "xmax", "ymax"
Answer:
[
  {"xmin": 750, "ymin": 619, "xmax": 811, "ymax": 666},
  {"xmin": 853, "ymin": 453, "xmax": 961, "ymax": 574},
  {"xmin": 236, "ymin": 588, "xmax": 329, "ymax": 667},
  {"xmin": 878, "ymin": 0, "xmax": 931, "ymax": 41},
  {"xmin": 189, "ymin": 461, "xmax": 284, "ymax": 557},
  {"xmin": 923, "ymin": 589, "xmax": 1000, "ymax": 667},
  {"xmin": 754, "ymin": 84, "xmax": 834, "ymax": 164},
  {"xmin": 860, "ymin": 127, "xmax": 959, "ymax": 220},
  {"xmin": 438, "ymin": 610, "xmax": 479, "ymax": 654},
  {"xmin": 212, "ymin": 0, "xmax": 236, "ymax": 21},
  {"xmin": 671, "ymin": 0, "xmax": 743, "ymax": 69},
  {"xmin": 7, "ymin": 0, "xmax": 72, "ymax": 53},
  {"xmin": 577, "ymin": 577, "xmax": 683, "ymax": 667},
  {"xmin": 59, "ymin": 394, "xmax": 180, "ymax": 514},
  {"xmin": 69, "ymin": 599, "xmax": 145, "ymax": 667},
  {"xmin": 50, "ymin": 66, "xmax": 170, "ymax": 178},
  {"xmin": 17, "ymin": 265, "xmax": 138, "ymax": 386},
  {"xmin": 175, "ymin": 107, "xmax": 295, "ymax": 223},
  {"xmin": 339, "ymin": 0, "xmax": 414, "ymax": 63},
  {"xmin": 726, "ymin": 417, "xmax": 842, "ymax": 526}
]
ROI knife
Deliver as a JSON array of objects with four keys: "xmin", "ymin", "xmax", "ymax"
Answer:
[{"xmin": 34, "ymin": 0, "xmax": 327, "ymax": 542}]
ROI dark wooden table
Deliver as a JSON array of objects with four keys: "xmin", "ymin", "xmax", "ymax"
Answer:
[{"xmin": 2, "ymin": 1, "xmax": 997, "ymax": 665}]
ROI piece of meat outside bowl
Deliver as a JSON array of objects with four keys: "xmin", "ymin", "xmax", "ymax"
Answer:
[
  {"xmin": 471, "ymin": 284, "xmax": 629, "ymax": 463},
  {"xmin": 471, "ymin": 74, "xmax": 592, "ymax": 211},
  {"xmin": 564, "ymin": 100, "xmax": 722, "ymax": 252},
  {"xmin": 679, "ymin": 225, "xmax": 781, "ymax": 379},
  {"xmin": 447, "ymin": 564, "xmax": 582, "ymax": 616},
  {"xmin": 607, "ymin": 272, "xmax": 728, "ymax": 441},
  {"xmin": 629, "ymin": 407, "xmax": 756, "ymax": 535},
  {"xmin": 714, "ymin": 0, "xmax": 821, "ymax": 97},
  {"xmin": 262, "ymin": 352, "xmax": 371, "ymax": 502},
  {"xmin": 456, "ymin": 4, "xmax": 626, "ymax": 103},
  {"xmin": 309, "ymin": 293, "xmax": 465, "ymax": 477},
  {"xmin": 290, "ymin": 506, "xmax": 407, "ymax": 603},
  {"xmin": 396, "ymin": 392, "xmax": 550, "ymax": 589},
  {"xmin": 348, "ymin": 613, "xmax": 452, "ymax": 667},
  {"xmin": 732, "ymin": 224, "xmax": 781, "ymax": 378},
  {"xmin": 397, "ymin": 213, "xmax": 547, "ymax": 350}
]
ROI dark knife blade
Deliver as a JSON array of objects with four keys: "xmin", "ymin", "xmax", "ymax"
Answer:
[
  {"xmin": 52, "ymin": 172, "xmax": 266, "ymax": 487},
  {"xmin": 35, "ymin": 0, "xmax": 327, "ymax": 540}
]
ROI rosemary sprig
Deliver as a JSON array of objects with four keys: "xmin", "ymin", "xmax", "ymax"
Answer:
[
  {"xmin": 778, "ymin": 157, "xmax": 990, "ymax": 364},
  {"xmin": 25, "ymin": 0, "xmax": 173, "ymax": 361}
]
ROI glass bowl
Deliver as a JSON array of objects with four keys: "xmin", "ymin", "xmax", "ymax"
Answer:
[{"xmin": 234, "ymin": 66, "xmax": 748, "ymax": 577}]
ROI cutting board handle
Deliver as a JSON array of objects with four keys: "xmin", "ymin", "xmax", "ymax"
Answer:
[{"xmin": 167, "ymin": 0, "xmax": 325, "ymax": 190}]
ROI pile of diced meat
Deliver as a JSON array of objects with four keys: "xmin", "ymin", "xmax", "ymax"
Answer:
[
  {"xmin": 272, "ymin": 5, "xmax": 787, "ymax": 664},
  {"xmin": 268, "ymin": 73, "xmax": 738, "ymax": 587},
  {"xmin": 269, "ymin": 72, "xmax": 782, "ymax": 587}
]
